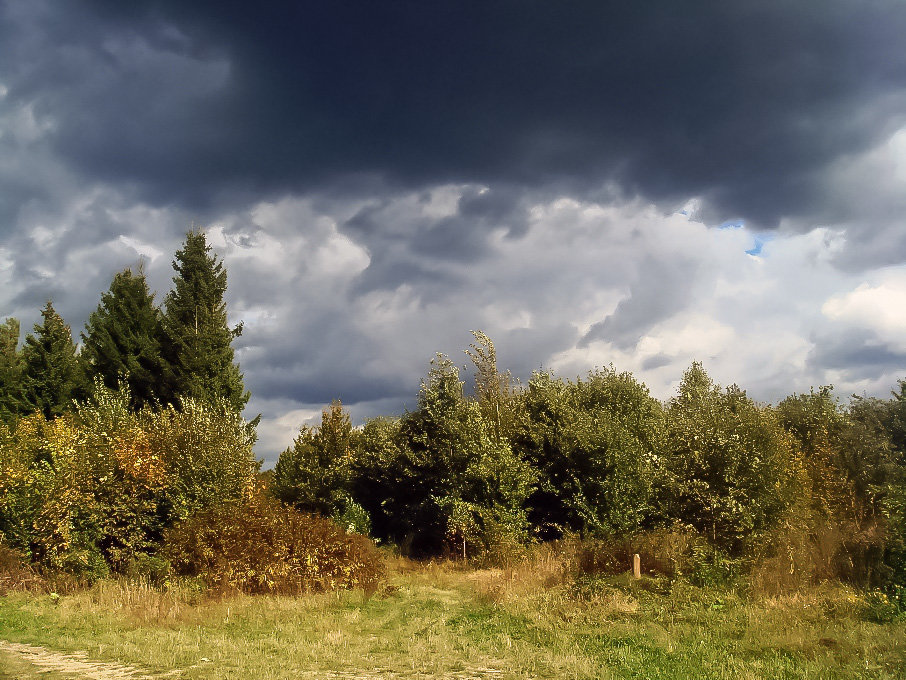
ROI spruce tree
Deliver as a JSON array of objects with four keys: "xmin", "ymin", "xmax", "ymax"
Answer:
[
  {"xmin": 0, "ymin": 317, "xmax": 22, "ymax": 422},
  {"xmin": 81, "ymin": 267, "xmax": 170, "ymax": 410},
  {"xmin": 19, "ymin": 301, "xmax": 84, "ymax": 419},
  {"xmin": 162, "ymin": 231, "xmax": 248, "ymax": 412}
]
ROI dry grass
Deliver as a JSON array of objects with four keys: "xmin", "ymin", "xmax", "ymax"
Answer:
[
  {"xmin": 0, "ymin": 544, "xmax": 43, "ymax": 595},
  {"xmin": 1, "ymin": 544, "xmax": 904, "ymax": 679}
]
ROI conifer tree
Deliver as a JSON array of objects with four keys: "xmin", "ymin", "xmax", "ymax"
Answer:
[
  {"xmin": 0, "ymin": 317, "xmax": 22, "ymax": 422},
  {"xmin": 19, "ymin": 301, "xmax": 84, "ymax": 419},
  {"xmin": 81, "ymin": 267, "xmax": 170, "ymax": 410},
  {"xmin": 162, "ymin": 231, "xmax": 248, "ymax": 412}
]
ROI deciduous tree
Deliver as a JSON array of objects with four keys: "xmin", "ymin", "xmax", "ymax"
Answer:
[
  {"xmin": 272, "ymin": 401, "xmax": 368, "ymax": 533},
  {"xmin": 513, "ymin": 367, "xmax": 664, "ymax": 538},
  {"xmin": 662, "ymin": 363, "xmax": 799, "ymax": 554}
]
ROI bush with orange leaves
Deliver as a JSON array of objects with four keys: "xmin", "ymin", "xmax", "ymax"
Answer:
[{"xmin": 163, "ymin": 490, "xmax": 384, "ymax": 595}]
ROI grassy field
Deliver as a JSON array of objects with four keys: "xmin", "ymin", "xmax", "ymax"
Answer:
[{"xmin": 0, "ymin": 553, "xmax": 904, "ymax": 679}]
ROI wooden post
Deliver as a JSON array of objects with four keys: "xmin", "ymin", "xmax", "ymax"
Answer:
[{"xmin": 632, "ymin": 553, "xmax": 641, "ymax": 579}]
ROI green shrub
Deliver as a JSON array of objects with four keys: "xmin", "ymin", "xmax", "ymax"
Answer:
[
  {"xmin": 688, "ymin": 542, "xmax": 739, "ymax": 587},
  {"xmin": 0, "ymin": 383, "xmax": 260, "ymax": 578},
  {"xmin": 125, "ymin": 553, "xmax": 172, "ymax": 585},
  {"xmin": 148, "ymin": 397, "xmax": 259, "ymax": 522},
  {"xmin": 863, "ymin": 586, "xmax": 906, "ymax": 623},
  {"xmin": 333, "ymin": 495, "xmax": 372, "ymax": 536},
  {"xmin": 570, "ymin": 535, "xmax": 632, "ymax": 576},
  {"xmin": 163, "ymin": 491, "xmax": 384, "ymax": 594},
  {"xmin": 514, "ymin": 368, "xmax": 664, "ymax": 539},
  {"xmin": 630, "ymin": 526, "xmax": 700, "ymax": 577},
  {"xmin": 272, "ymin": 401, "xmax": 355, "ymax": 520},
  {"xmin": 354, "ymin": 356, "xmax": 536, "ymax": 557}
]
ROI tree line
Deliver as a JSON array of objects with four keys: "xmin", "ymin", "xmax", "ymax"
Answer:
[
  {"xmin": 0, "ymin": 231, "xmax": 248, "ymax": 423},
  {"xmin": 271, "ymin": 333, "xmax": 906, "ymax": 593},
  {"xmin": 0, "ymin": 236, "xmax": 904, "ymax": 601},
  {"xmin": 0, "ymin": 231, "xmax": 261, "ymax": 579}
]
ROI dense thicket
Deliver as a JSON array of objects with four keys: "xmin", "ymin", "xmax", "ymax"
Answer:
[
  {"xmin": 660, "ymin": 364, "xmax": 800, "ymax": 555},
  {"xmin": 0, "ymin": 231, "xmax": 262, "ymax": 581},
  {"xmin": 272, "ymin": 400, "xmax": 368, "ymax": 533},
  {"xmin": 0, "ymin": 382, "xmax": 258, "ymax": 577},
  {"xmin": 368, "ymin": 354, "xmax": 534, "ymax": 556},
  {"xmin": 273, "ymin": 336, "xmax": 906, "ymax": 595},
  {"xmin": 512, "ymin": 367, "xmax": 664, "ymax": 539}
]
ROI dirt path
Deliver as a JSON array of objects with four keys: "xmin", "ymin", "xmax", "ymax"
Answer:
[
  {"xmin": 0, "ymin": 641, "xmax": 510, "ymax": 679},
  {"xmin": 0, "ymin": 640, "xmax": 180, "ymax": 679},
  {"xmin": 301, "ymin": 670, "xmax": 506, "ymax": 679}
]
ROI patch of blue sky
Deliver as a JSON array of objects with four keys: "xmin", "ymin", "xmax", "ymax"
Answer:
[
  {"xmin": 746, "ymin": 234, "xmax": 773, "ymax": 256},
  {"xmin": 718, "ymin": 219, "xmax": 745, "ymax": 230}
]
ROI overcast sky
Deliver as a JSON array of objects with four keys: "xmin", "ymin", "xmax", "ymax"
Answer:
[{"xmin": 2, "ymin": 0, "xmax": 906, "ymax": 464}]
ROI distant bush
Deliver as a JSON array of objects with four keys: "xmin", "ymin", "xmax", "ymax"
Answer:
[
  {"xmin": 566, "ymin": 526, "xmax": 701, "ymax": 580},
  {"xmin": 146, "ymin": 396, "xmax": 259, "ymax": 523},
  {"xmin": 862, "ymin": 586, "xmax": 906, "ymax": 623},
  {"xmin": 163, "ymin": 491, "xmax": 384, "ymax": 594},
  {"xmin": 272, "ymin": 401, "xmax": 373, "ymax": 535},
  {"xmin": 513, "ymin": 368, "xmax": 664, "ymax": 539}
]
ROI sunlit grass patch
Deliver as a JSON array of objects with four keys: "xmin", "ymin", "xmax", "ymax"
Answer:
[{"xmin": 0, "ymin": 553, "xmax": 904, "ymax": 679}]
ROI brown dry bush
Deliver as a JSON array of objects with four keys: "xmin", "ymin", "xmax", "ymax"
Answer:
[
  {"xmin": 749, "ymin": 515, "xmax": 892, "ymax": 595},
  {"xmin": 163, "ymin": 492, "xmax": 384, "ymax": 595},
  {"xmin": 630, "ymin": 526, "xmax": 700, "ymax": 576},
  {"xmin": 566, "ymin": 528, "xmax": 701, "ymax": 579},
  {"xmin": 570, "ymin": 535, "xmax": 630, "ymax": 576},
  {"xmin": 0, "ymin": 542, "xmax": 42, "ymax": 593}
]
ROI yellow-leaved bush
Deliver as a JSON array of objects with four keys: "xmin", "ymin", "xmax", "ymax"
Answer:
[{"xmin": 0, "ymin": 381, "xmax": 258, "ymax": 577}]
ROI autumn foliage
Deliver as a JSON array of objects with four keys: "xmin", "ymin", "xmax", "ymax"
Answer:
[
  {"xmin": 164, "ymin": 490, "xmax": 384, "ymax": 594},
  {"xmin": 0, "ymin": 381, "xmax": 258, "ymax": 578}
]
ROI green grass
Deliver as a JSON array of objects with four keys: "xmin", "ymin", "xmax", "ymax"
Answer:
[{"xmin": 0, "ymin": 561, "xmax": 904, "ymax": 679}]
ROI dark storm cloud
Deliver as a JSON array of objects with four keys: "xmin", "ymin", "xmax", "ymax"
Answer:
[
  {"xmin": 4, "ymin": 0, "xmax": 906, "ymax": 228},
  {"xmin": 807, "ymin": 328, "xmax": 906, "ymax": 382},
  {"xmin": 641, "ymin": 354, "xmax": 674, "ymax": 372},
  {"xmin": 5, "ymin": 0, "xmax": 906, "ymax": 462},
  {"xmin": 342, "ymin": 185, "xmax": 529, "ymax": 295}
]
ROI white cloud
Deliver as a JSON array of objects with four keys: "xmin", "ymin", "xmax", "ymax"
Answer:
[
  {"xmin": 823, "ymin": 271, "xmax": 906, "ymax": 353},
  {"xmin": 118, "ymin": 235, "xmax": 163, "ymax": 261},
  {"xmin": 3, "ymin": 175, "xmax": 905, "ymax": 463}
]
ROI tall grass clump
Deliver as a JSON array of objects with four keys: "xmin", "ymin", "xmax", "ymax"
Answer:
[{"xmin": 164, "ymin": 490, "xmax": 384, "ymax": 595}]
